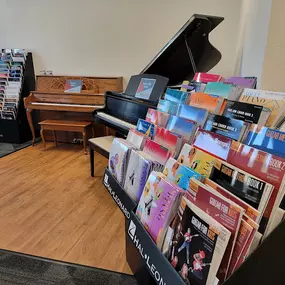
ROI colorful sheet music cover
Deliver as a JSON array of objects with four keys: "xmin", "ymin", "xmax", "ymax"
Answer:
[
  {"xmin": 224, "ymin": 76, "xmax": 257, "ymax": 88},
  {"xmin": 239, "ymin": 88, "xmax": 285, "ymax": 127},
  {"xmin": 143, "ymin": 139, "xmax": 171, "ymax": 165},
  {"xmin": 145, "ymin": 108, "xmax": 170, "ymax": 127},
  {"xmin": 135, "ymin": 78, "xmax": 156, "ymax": 100},
  {"xmin": 163, "ymin": 157, "xmax": 202, "ymax": 190},
  {"xmin": 227, "ymin": 140, "xmax": 285, "ymax": 234},
  {"xmin": 178, "ymin": 144, "xmax": 215, "ymax": 178},
  {"xmin": 136, "ymin": 172, "xmax": 182, "ymax": 248},
  {"xmin": 244, "ymin": 124, "xmax": 285, "ymax": 159},
  {"xmin": 177, "ymin": 104, "xmax": 208, "ymax": 127},
  {"xmin": 222, "ymin": 100, "xmax": 270, "ymax": 125},
  {"xmin": 203, "ymin": 114, "xmax": 248, "ymax": 141},
  {"xmin": 209, "ymin": 158, "xmax": 273, "ymax": 217},
  {"xmin": 188, "ymin": 92, "xmax": 224, "ymax": 114},
  {"xmin": 157, "ymin": 99, "xmax": 180, "ymax": 115},
  {"xmin": 124, "ymin": 150, "xmax": 152, "ymax": 202},
  {"xmin": 193, "ymin": 72, "xmax": 224, "ymax": 83},
  {"xmin": 193, "ymin": 129, "xmax": 233, "ymax": 161},
  {"xmin": 204, "ymin": 178, "xmax": 260, "ymax": 222},
  {"xmin": 168, "ymin": 197, "xmax": 230, "ymax": 285},
  {"xmin": 203, "ymin": 82, "xmax": 242, "ymax": 101},
  {"xmin": 186, "ymin": 178, "xmax": 244, "ymax": 282},
  {"xmin": 164, "ymin": 88, "xmax": 189, "ymax": 103},
  {"xmin": 154, "ymin": 126, "xmax": 182, "ymax": 157},
  {"xmin": 136, "ymin": 119, "xmax": 155, "ymax": 138},
  {"xmin": 166, "ymin": 115, "xmax": 197, "ymax": 144},
  {"xmin": 108, "ymin": 138, "xmax": 135, "ymax": 185},
  {"xmin": 126, "ymin": 128, "xmax": 146, "ymax": 150},
  {"xmin": 64, "ymin": 80, "xmax": 82, "ymax": 93}
]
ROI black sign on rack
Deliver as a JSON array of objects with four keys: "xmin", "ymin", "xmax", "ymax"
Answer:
[
  {"xmin": 102, "ymin": 168, "xmax": 137, "ymax": 219},
  {"xmin": 126, "ymin": 211, "xmax": 185, "ymax": 285}
]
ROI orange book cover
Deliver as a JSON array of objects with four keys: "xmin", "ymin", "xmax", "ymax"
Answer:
[{"xmin": 189, "ymin": 92, "xmax": 224, "ymax": 113}]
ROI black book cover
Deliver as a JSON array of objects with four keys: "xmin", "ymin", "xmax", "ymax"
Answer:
[
  {"xmin": 209, "ymin": 160, "xmax": 265, "ymax": 209},
  {"xmin": 170, "ymin": 203, "xmax": 217, "ymax": 285},
  {"xmin": 204, "ymin": 114, "xmax": 246, "ymax": 141},
  {"xmin": 223, "ymin": 101, "xmax": 263, "ymax": 123}
]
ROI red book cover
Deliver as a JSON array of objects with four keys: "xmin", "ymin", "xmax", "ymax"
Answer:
[
  {"xmin": 193, "ymin": 72, "xmax": 224, "ymax": 83},
  {"xmin": 143, "ymin": 139, "xmax": 171, "ymax": 165},
  {"xmin": 227, "ymin": 141, "xmax": 285, "ymax": 233},
  {"xmin": 145, "ymin": 108, "xmax": 170, "ymax": 128},
  {"xmin": 193, "ymin": 128, "xmax": 233, "ymax": 161},
  {"xmin": 186, "ymin": 179, "xmax": 244, "ymax": 282}
]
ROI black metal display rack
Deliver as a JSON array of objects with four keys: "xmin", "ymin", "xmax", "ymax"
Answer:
[
  {"xmin": 103, "ymin": 167, "xmax": 285, "ymax": 285},
  {"xmin": 0, "ymin": 52, "xmax": 35, "ymax": 144}
]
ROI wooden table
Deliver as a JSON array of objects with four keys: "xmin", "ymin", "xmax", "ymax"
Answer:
[{"xmin": 39, "ymin": 120, "xmax": 93, "ymax": 154}]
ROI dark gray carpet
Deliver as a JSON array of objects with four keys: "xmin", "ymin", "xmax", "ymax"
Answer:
[
  {"xmin": 0, "ymin": 141, "xmax": 33, "ymax": 158},
  {"xmin": 0, "ymin": 250, "xmax": 137, "ymax": 285}
]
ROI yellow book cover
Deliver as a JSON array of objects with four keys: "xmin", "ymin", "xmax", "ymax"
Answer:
[
  {"xmin": 239, "ymin": 88, "xmax": 285, "ymax": 127},
  {"xmin": 189, "ymin": 92, "xmax": 224, "ymax": 114},
  {"xmin": 178, "ymin": 144, "xmax": 215, "ymax": 177}
]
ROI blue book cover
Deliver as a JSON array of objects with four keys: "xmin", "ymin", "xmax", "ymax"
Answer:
[
  {"xmin": 204, "ymin": 114, "xmax": 246, "ymax": 141},
  {"xmin": 136, "ymin": 119, "xmax": 155, "ymax": 138},
  {"xmin": 244, "ymin": 124, "xmax": 285, "ymax": 158},
  {"xmin": 64, "ymin": 80, "xmax": 82, "ymax": 93},
  {"xmin": 166, "ymin": 115, "xmax": 197, "ymax": 144},
  {"xmin": 177, "ymin": 103, "xmax": 208, "ymax": 126},
  {"xmin": 157, "ymin": 99, "xmax": 179, "ymax": 115},
  {"xmin": 164, "ymin": 88, "xmax": 188, "ymax": 103}
]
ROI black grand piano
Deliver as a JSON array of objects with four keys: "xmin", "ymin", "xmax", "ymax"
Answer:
[{"xmin": 93, "ymin": 14, "xmax": 224, "ymax": 135}]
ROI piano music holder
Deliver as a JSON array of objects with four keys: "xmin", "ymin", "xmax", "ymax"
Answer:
[{"xmin": 0, "ymin": 52, "xmax": 36, "ymax": 144}]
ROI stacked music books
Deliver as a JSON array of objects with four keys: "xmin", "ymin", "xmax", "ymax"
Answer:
[
  {"xmin": 0, "ymin": 49, "xmax": 26, "ymax": 120},
  {"xmin": 107, "ymin": 71, "xmax": 285, "ymax": 285}
]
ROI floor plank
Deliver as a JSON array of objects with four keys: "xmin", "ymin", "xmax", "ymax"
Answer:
[{"xmin": 0, "ymin": 142, "xmax": 132, "ymax": 274}]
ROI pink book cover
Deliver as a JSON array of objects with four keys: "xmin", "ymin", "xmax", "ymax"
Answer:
[
  {"xmin": 154, "ymin": 126, "xmax": 182, "ymax": 156},
  {"xmin": 186, "ymin": 179, "xmax": 244, "ymax": 282},
  {"xmin": 145, "ymin": 108, "xmax": 170, "ymax": 128},
  {"xmin": 226, "ymin": 219, "xmax": 253, "ymax": 278},
  {"xmin": 193, "ymin": 72, "xmax": 224, "ymax": 83},
  {"xmin": 143, "ymin": 138, "xmax": 171, "ymax": 165}
]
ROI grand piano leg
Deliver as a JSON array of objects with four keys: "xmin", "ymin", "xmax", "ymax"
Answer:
[{"xmin": 26, "ymin": 108, "xmax": 35, "ymax": 145}]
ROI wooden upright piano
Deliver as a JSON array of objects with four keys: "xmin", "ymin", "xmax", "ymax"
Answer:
[{"xmin": 24, "ymin": 75, "xmax": 123, "ymax": 144}]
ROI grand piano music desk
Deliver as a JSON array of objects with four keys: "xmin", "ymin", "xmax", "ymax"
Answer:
[{"xmin": 24, "ymin": 75, "xmax": 123, "ymax": 145}]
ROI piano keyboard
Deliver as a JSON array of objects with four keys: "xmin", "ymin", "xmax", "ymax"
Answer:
[
  {"xmin": 31, "ymin": 102, "xmax": 103, "ymax": 108},
  {"xmin": 96, "ymin": 112, "xmax": 136, "ymax": 129}
]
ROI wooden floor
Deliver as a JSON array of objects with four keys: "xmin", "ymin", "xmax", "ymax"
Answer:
[{"xmin": 0, "ymin": 142, "xmax": 132, "ymax": 274}]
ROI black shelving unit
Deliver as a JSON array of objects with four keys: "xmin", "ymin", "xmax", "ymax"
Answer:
[
  {"xmin": 0, "ymin": 52, "xmax": 35, "ymax": 144},
  {"xmin": 103, "ymin": 166, "xmax": 285, "ymax": 285}
]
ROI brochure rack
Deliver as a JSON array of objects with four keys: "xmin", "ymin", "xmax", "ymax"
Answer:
[
  {"xmin": 0, "ymin": 52, "xmax": 35, "ymax": 143},
  {"xmin": 103, "ymin": 166, "xmax": 285, "ymax": 285}
]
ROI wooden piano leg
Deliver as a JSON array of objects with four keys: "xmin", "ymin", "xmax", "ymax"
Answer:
[
  {"xmin": 26, "ymin": 108, "xmax": 35, "ymax": 145},
  {"xmin": 82, "ymin": 130, "xmax": 87, "ymax": 155}
]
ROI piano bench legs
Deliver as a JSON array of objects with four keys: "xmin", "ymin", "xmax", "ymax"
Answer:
[{"xmin": 90, "ymin": 146, "xmax": 95, "ymax": 177}]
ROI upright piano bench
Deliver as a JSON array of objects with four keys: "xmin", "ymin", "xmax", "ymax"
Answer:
[
  {"xmin": 89, "ymin": 136, "xmax": 114, "ymax": 177},
  {"xmin": 39, "ymin": 120, "xmax": 94, "ymax": 154}
]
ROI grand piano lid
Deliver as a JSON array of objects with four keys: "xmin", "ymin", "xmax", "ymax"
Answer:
[{"xmin": 141, "ymin": 14, "xmax": 224, "ymax": 86}]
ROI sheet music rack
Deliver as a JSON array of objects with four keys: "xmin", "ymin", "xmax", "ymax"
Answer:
[
  {"xmin": 0, "ymin": 52, "xmax": 36, "ymax": 144},
  {"xmin": 102, "ymin": 168, "xmax": 285, "ymax": 285}
]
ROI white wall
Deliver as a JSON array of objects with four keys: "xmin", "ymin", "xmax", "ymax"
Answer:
[{"xmin": 1, "ymin": 0, "xmax": 242, "ymax": 83}]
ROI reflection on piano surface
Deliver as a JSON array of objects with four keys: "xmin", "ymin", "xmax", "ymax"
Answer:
[
  {"xmin": 93, "ymin": 14, "xmax": 224, "ymax": 135},
  {"xmin": 24, "ymin": 75, "xmax": 123, "ymax": 144}
]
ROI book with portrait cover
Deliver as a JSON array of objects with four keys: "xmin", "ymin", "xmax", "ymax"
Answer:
[
  {"xmin": 186, "ymin": 178, "xmax": 244, "ymax": 282},
  {"xmin": 222, "ymin": 101, "xmax": 271, "ymax": 125},
  {"xmin": 64, "ymin": 79, "xmax": 82, "ymax": 93},
  {"xmin": 178, "ymin": 144, "xmax": 215, "ymax": 178},
  {"xmin": 238, "ymin": 88, "xmax": 285, "ymax": 127},
  {"xmin": 168, "ymin": 197, "xmax": 231, "ymax": 285},
  {"xmin": 188, "ymin": 92, "xmax": 225, "ymax": 115},
  {"xmin": 193, "ymin": 129, "xmax": 233, "ymax": 161},
  {"xmin": 227, "ymin": 140, "xmax": 285, "ymax": 235},
  {"xmin": 209, "ymin": 158, "xmax": 274, "ymax": 218},
  {"xmin": 176, "ymin": 104, "xmax": 208, "ymax": 127},
  {"xmin": 203, "ymin": 114, "xmax": 249, "ymax": 141},
  {"xmin": 244, "ymin": 124, "xmax": 285, "ymax": 159}
]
